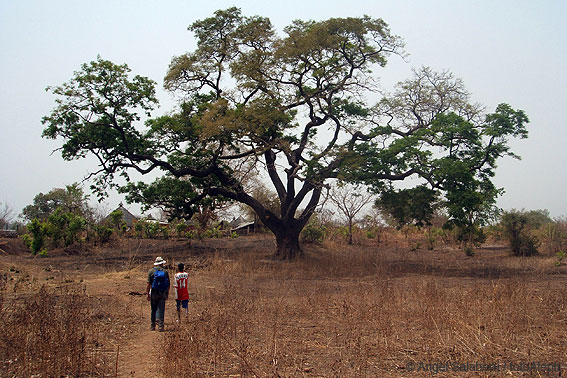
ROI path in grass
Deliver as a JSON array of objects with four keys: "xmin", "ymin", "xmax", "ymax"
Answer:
[{"xmin": 85, "ymin": 271, "xmax": 170, "ymax": 377}]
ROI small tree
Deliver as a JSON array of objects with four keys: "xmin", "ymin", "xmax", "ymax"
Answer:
[
  {"xmin": 0, "ymin": 201, "xmax": 14, "ymax": 230},
  {"xmin": 329, "ymin": 183, "xmax": 374, "ymax": 245},
  {"xmin": 22, "ymin": 219, "xmax": 49, "ymax": 255},
  {"xmin": 501, "ymin": 209, "xmax": 551, "ymax": 256}
]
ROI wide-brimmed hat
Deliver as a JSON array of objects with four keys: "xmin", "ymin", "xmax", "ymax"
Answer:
[{"xmin": 154, "ymin": 256, "xmax": 166, "ymax": 266}]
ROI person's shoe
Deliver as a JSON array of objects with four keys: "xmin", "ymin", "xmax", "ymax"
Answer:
[
  {"xmin": 150, "ymin": 325, "xmax": 156, "ymax": 331},
  {"xmin": 158, "ymin": 327, "xmax": 165, "ymax": 332}
]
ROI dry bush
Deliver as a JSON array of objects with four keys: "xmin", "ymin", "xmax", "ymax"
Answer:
[
  {"xmin": 0, "ymin": 278, "xmax": 113, "ymax": 377},
  {"xmin": 538, "ymin": 218, "xmax": 567, "ymax": 256},
  {"xmin": 158, "ymin": 244, "xmax": 567, "ymax": 376}
]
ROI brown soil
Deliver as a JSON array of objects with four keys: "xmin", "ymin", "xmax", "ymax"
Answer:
[{"xmin": 1, "ymin": 235, "xmax": 566, "ymax": 377}]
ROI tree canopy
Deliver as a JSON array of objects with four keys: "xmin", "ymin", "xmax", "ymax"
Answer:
[
  {"xmin": 22, "ymin": 183, "xmax": 92, "ymax": 222},
  {"xmin": 42, "ymin": 8, "xmax": 529, "ymax": 259}
]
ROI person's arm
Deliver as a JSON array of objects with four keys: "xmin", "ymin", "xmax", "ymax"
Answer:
[
  {"xmin": 146, "ymin": 269, "xmax": 153, "ymax": 301},
  {"xmin": 173, "ymin": 274, "xmax": 179, "ymax": 300},
  {"xmin": 165, "ymin": 271, "xmax": 170, "ymax": 300}
]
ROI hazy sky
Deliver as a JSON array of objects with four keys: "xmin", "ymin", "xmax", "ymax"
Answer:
[{"xmin": 1, "ymin": 0, "xmax": 565, "ymax": 218}]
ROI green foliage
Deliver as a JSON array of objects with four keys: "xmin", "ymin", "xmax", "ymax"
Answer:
[
  {"xmin": 185, "ymin": 230, "xmax": 197, "ymax": 240},
  {"xmin": 377, "ymin": 185, "xmax": 438, "ymax": 229},
  {"xmin": 556, "ymin": 250, "xmax": 566, "ymax": 266},
  {"xmin": 24, "ymin": 208, "xmax": 87, "ymax": 254},
  {"xmin": 301, "ymin": 223, "xmax": 326, "ymax": 244},
  {"xmin": 521, "ymin": 209, "xmax": 553, "ymax": 227},
  {"xmin": 203, "ymin": 226, "xmax": 223, "ymax": 239},
  {"xmin": 41, "ymin": 57, "xmax": 158, "ymax": 201},
  {"xmin": 141, "ymin": 220, "xmax": 161, "ymax": 239},
  {"xmin": 25, "ymin": 219, "xmax": 47, "ymax": 255},
  {"xmin": 93, "ymin": 224, "xmax": 113, "ymax": 244},
  {"xmin": 161, "ymin": 226, "xmax": 169, "ymax": 239},
  {"xmin": 108, "ymin": 209, "xmax": 124, "ymax": 230},
  {"xmin": 132, "ymin": 219, "xmax": 169, "ymax": 239},
  {"xmin": 41, "ymin": 9, "xmax": 529, "ymax": 259},
  {"xmin": 174, "ymin": 221, "xmax": 189, "ymax": 237},
  {"xmin": 22, "ymin": 183, "xmax": 92, "ymax": 222},
  {"xmin": 501, "ymin": 210, "xmax": 542, "ymax": 256},
  {"xmin": 425, "ymin": 227, "xmax": 445, "ymax": 250},
  {"xmin": 455, "ymin": 224, "xmax": 487, "ymax": 250},
  {"xmin": 64, "ymin": 213, "xmax": 86, "ymax": 246},
  {"xmin": 121, "ymin": 175, "xmax": 228, "ymax": 223},
  {"xmin": 134, "ymin": 222, "xmax": 144, "ymax": 238},
  {"xmin": 46, "ymin": 208, "xmax": 86, "ymax": 247}
]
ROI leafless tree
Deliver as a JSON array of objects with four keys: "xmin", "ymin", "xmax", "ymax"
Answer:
[
  {"xmin": 0, "ymin": 201, "xmax": 14, "ymax": 230},
  {"xmin": 329, "ymin": 183, "xmax": 374, "ymax": 245}
]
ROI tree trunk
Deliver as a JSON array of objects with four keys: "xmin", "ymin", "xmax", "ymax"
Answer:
[{"xmin": 274, "ymin": 228, "xmax": 302, "ymax": 260}]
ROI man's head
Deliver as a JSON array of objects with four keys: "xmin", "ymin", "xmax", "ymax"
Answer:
[
  {"xmin": 154, "ymin": 256, "xmax": 166, "ymax": 266},
  {"xmin": 177, "ymin": 263, "xmax": 184, "ymax": 272}
]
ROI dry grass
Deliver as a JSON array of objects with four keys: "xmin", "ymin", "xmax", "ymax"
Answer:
[
  {"xmin": 0, "ymin": 272, "xmax": 114, "ymax": 377},
  {"xmin": 0, "ymin": 234, "xmax": 565, "ymax": 377},
  {"xmin": 160, "ymin": 241, "xmax": 567, "ymax": 377}
]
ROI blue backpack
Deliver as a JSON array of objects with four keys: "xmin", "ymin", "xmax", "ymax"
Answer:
[{"xmin": 151, "ymin": 268, "xmax": 169, "ymax": 292}]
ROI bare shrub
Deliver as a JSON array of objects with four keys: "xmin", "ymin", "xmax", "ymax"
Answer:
[
  {"xmin": 538, "ymin": 217, "xmax": 567, "ymax": 255},
  {"xmin": 0, "ymin": 201, "xmax": 14, "ymax": 230},
  {"xmin": 0, "ymin": 283, "xmax": 112, "ymax": 376}
]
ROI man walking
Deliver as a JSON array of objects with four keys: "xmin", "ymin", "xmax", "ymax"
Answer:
[{"xmin": 146, "ymin": 256, "xmax": 170, "ymax": 332}]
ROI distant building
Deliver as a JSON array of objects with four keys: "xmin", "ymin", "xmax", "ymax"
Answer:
[
  {"xmin": 229, "ymin": 216, "xmax": 248, "ymax": 229},
  {"xmin": 140, "ymin": 214, "xmax": 169, "ymax": 226},
  {"xmin": 231, "ymin": 220, "xmax": 264, "ymax": 235},
  {"xmin": 106, "ymin": 203, "xmax": 138, "ymax": 227}
]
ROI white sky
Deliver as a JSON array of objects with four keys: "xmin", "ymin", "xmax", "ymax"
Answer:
[{"xmin": 1, "ymin": 0, "xmax": 566, "ymax": 218}]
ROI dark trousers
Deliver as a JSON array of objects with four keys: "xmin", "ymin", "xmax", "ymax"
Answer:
[{"xmin": 150, "ymin": 290, "xmax": 167, "ymax": 328}]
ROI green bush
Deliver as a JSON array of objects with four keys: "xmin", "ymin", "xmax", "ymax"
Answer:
[
  {"xmin": 203, "ymin": 226, "xmax": 222, "ymax": 239},
  {"xmin": 501, "ymin": 210, "xmax": 540, "ymax": 256},
  {"xmin": 455, "ymin": 224, "xmax": 486, "ymax": 249},
  {"xmin": 301, "ymin": 224, "xmax": 325, "ymax": 244},
  {"xmin": 134, "ymin": 221, "xmax": 144, "ymax": 237},
  {"xmin": 555, "ymin": 250, "xmax": 566, "ymax": 266},
  {"xmin": 26, "ymin": 218, "xmax": 47, "ymax": 255},
  {"xmin": 143, "ymin": 221, "xmax": 161, "ymax": 238},
  {"xmin": 175, "ymin": 222, "xmax": 188, "ymax": 237},
  {"xmin": 94, "ymin": 224, "xmax": 113, "ymax": 243}
]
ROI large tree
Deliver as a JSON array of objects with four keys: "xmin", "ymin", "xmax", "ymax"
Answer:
[{"xmin": 42, "ymin": 8, "xmax": 528, "ymax": 259}]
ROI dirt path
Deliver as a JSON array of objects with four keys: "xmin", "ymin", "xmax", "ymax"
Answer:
[
  {"xmin": 116, "ymin": 319, "xmax": 160, "ymax": 377},
  {"xmin": 84, "ymin": 272, "xmax": 175, "ymax": 377},
  {"xmin": 0, "ymin": 238, "xmax": 203, "ymax": 377}
]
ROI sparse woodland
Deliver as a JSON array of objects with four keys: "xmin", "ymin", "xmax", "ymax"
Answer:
[{"xmin": 3, "ymin": 7, "xmax": 566, "ymax": 378}]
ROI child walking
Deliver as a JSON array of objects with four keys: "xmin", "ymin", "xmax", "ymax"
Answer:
[{"xmin": 174, "ymin": 263, "xmax": 189, "ymax": 322}]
